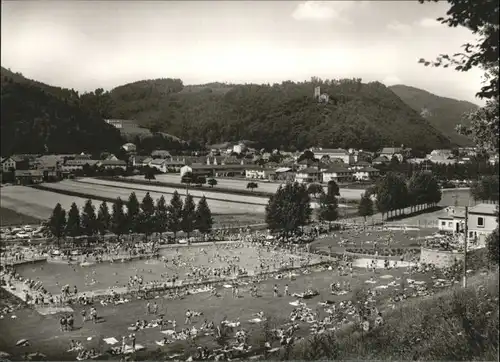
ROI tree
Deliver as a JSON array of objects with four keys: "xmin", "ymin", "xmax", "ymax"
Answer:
[
  {"xmin": 126, "ymin": 192, "xmax": 141, "ymax": 234},
  {"xmin": 318, "ymin": 192, "xmax": 339, "ymax": 224},
  {"xmin": 358, "ymin": 193, "xmax": 374, "ymax": 222},
  {"xmin": 110, "ymin": 198, "xmax": 127, "ymax": 238},
  {"xmin": 96, "ymin": 201, "xmax": 111, "ymax": 239},
  {"xmin": 207, "ymin": 178, "xmax": 218, "ymax": 188},
  {"xmin": 327, "ymin": 180, "xmax": 340, "ymax": 197},
  {"xmin": 48, "ymin": 203, "xmax": 66, "ymax": 243},
  {"xmin": 195, "ymin": 175, "xmax": 207, "ymax": 187},
  {"xmin": 408, "ymin": 172, "xmax": 442, "ymax": 211},
  {"xmin": 181, "ymin": 172, "xmax": 194, "ymax": 186},
  {"xmin": 81, "ymin": 199, "xmax": 98, "ymax": 240},
  {"xmin": 66, "ymin": 202, "xmax": 81, "ymax": 240},
  {"xmin": 196, "ymin": 196, "xmax": 213, "ymax": 236},
  {"xmin": 471, "ymin": 175, "xmax": 499, "ymax": 202},
  {"xmin": 167, "ymin": 191, "xmax": 183, "ymax": 240},
  {"xmin": 247, "ymin": 181, "xmax": 259, "ymax": 192},
  {"xmin": 374, "ymin": 173, "xmax": 409, "ymax": 219},
  {"xmin": 181, "ymin": 194, "xmax": 197, "ymax": 238},
  {"xmin": 307, "ymin": 183, "xmax": 324, "ymax": 199},
  {"xmin": 265, "ymin": 182, "xmax": 312, "ymax": 236},
  {"xmin": 139, "ymin": 192, "xmax": 156, "ymax": 240},
  {"xmin": 297, "ymin": 150, "xmax": 315, "ymax": 163},
  {"xmin": 144, "ymin": 167, "xmax": 156, "ymax": 181},
  {"xmin": 155, "ymin": 195, "xmax": 169, "ymax": 238},
  {"xmin": 418, "ymin": 0, "xmax": 498, "ymax": 100}
]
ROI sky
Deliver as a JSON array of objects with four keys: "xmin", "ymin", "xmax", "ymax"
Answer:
[{"xmin": 1, "ymin": 1, "xmax": 486, "ymax": 104}]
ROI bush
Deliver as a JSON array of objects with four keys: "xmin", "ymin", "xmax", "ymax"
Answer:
[{"xmin": 287, "ymin": 271, "xmax": 499, "ymax": 360}]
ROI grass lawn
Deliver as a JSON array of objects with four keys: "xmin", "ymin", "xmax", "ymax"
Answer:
[{"xmin": 0, "ymin": 207, "xmax": 41, "ymax": 227}]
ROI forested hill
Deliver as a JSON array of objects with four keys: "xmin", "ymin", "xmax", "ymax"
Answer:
[
  {"xmin": 1, "ymin": 67, "xmax": 123, "ymax": 155},
  {"xmin": 108, "ymin": 78, "xmax": 453, "ymax": 152},
  {"xmin": 389, "ymin": 84, "xmax": 479, "ymax": 146}
]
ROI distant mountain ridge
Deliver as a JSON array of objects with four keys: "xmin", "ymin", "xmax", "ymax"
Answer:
[
  {"xmin": 1, "ymin": 67, "xmax": 124, "ymax": 155},
  {"xmin": 0, "ymin": 67, "xmax": 463, "ymax": 153},
  {"xmin": 389, "ymin": 84, "xmax": 478, "ymax": 146},
  {"xmin": 106, "ymin": 78, "xmax": 453, "ymax": 152}
]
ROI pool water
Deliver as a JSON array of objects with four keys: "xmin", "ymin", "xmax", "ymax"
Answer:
[{"xmin": 15, "ymin": 244, "xmax": 322, "ymax": 295}]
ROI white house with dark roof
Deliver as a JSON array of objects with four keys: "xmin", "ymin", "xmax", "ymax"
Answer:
[
  {"xmin": 1, "ymin": 157, "xmax": 17, "ymax": 172},
  {"xmin": 314, "ymin": 148, "xmax": 355, "ymax": 164},
  {"xmin": 295, "ymin": 167, "xmax": 322, "ymax": 183},
  {"xmin": 322, "ymin": 165, "xmax": 354, "ymax": 183},
  {"xmin": 467, "ymin": 203, "xmax": 498, "ymax": 246},
  {"xmin": 353, "ymin": 166, "xmax": 380, "ymax": 181},
  {"xmin": 438, "ymin": 207, "xmax": 466, "ymax": 233},
  {"xmin": 149, "ymin": 159, "xmax": 169, "ymax": 173},
  {"xmin": 97, "ymin": 160, "xmax": 127, "ymax": 170}
]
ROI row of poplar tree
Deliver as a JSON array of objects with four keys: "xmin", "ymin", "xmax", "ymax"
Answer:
[
  {"xmin": 47, "ymin": 191, "xmax": 213, "ymax": 241},
  {"xmin": 265, "ymin": 171, "xmax": 443, "ymax": 235}
]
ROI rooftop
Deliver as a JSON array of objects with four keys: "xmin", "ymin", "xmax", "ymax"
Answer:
[{"xmin": 469, "ymin": 203, "xmax": 498, "ymax": 215}]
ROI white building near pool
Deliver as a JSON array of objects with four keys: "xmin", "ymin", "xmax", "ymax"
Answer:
[
  {"xmin": 437, "ymin": 207, "xmax": 466, "ymax": 233},
  {"xmin": 467, "ymin": 203, "xmax": 498, "ymax": 247}
]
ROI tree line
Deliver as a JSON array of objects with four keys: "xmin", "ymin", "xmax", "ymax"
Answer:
[
  {"xmin": 47, "ymin": 191, "xmax": 213, "ymax": 243},
  {"xmin": 366, "ymin": 171, "xmax": 442, "ymax": 220}
]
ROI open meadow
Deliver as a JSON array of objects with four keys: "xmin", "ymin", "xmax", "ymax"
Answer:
[
  {"xmin": 129, "ymin": 174, "xmax": 366, "ymax": 200},
  {"xmin": 0, "ymin": 207, "xmax": 41, "ymax": 227}
]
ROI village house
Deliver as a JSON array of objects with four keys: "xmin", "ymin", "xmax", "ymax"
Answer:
[
  {"xmin": 274, "ymin": 167, "xmax": 295, "ymax": 182},
  {"xmin": 372, "ymin": 155, "xmax": 390, "ymax": 165},
  {"xmin": 488, "ymin": 153, "xmax": 499, "ymax": 165},
  {"xmin": 61, "ymin": 159, "xmax": 100, "ymax": 172},
  {"xmin": 165, "ymin": 160, "xmax": 185, "ymax": 172},
  {"xmin": 97, "ymin": 160, "xmax": 127, "ymax": 170},
  {"xmin": 349, "ymin": 160, "xmax": 371, "ymax": 170},
  {"xmin": 426, "ymin": 154, "xmax": 457, "ymax": 165},
  {"xmin": 1, "ymin": 157, "xmax": 17, "ymax": 172},
  {"xmin": 245, "ymin": 167, "xmax": 275, "ymax": 180},
  {"xmin": 314, "ymin": 148, "xmax": 355, "ymax": 164},
  {"xmin": 295, "ymin": 167, "xmax": 322, "ymax": 183},
  {"xmin": 180, "ymin": 164, "xmax": 251, "ymax": 178},
  {"xmin": 122, "ymin": 143, "xmax": 137, "ymax": 153},
  {"xmin": 353, "ymin": 166, "xmax": 380, "ymax": 181},
  {"xmin": 14, "ymin": 170, "xmax": 44, "ymax": 185},
  {"xmin": 379, "ymin": 147, "xmax": 403, "ymax": 160},
  {"xmin": 467, "ymin": 203, "xmax": 498, "ymax": 247},
  {"xmin": 130, "ymin": 155, "xmax": 149, "ymax": 167},
  {"xmin": 322, "ymin": 165, "xmax": 354, "ymax": 183},
  {"xmin": 104, "ymin": 154, "xmax": 119, "ymax": 161},
  {"xmin": 437, "ymin": 207, "xmax": 466, "ymax": 233},
  {"xmin": 232, "ymin": 142, "xmax": 246, "ymax": 154},
  {"xmin": 149, "ymin": 159, "xmax": 169, "ymax": 173}
]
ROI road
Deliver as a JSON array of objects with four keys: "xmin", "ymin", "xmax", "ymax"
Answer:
[{"xmin": 129, "ymin": 174, "xmax": 366, "ymax": 200}]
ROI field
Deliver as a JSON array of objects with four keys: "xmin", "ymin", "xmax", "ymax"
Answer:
[
  {"xmin": 1, "ymin": 186, "xmax": 97, "ymax": 221},
  {"xmin": 0, "ymin": 207, "xmax": 41, "ymax": 227},
  {"xmin": 14, "ymin": 244, "xmax": 324, "ymax": 296},
  {"xmin": 130, "ymin": 174, "xmax": 366, "ymax": 200}
]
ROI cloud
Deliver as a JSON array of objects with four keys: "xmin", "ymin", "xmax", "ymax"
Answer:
[
  {"xmin": 291, "ymin": 1, "xmax": 365, "ymax": 22},
  {"xmin": 418, "ymin": 17, "xmax": 441, "ymax": 28},
  {"xmin": 386, "ymin": 20, "xmax": 412, "ymax": 34},
  {"xmin": 382, "ymin": 75, "xmax": 402, "ymax": 86}
]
